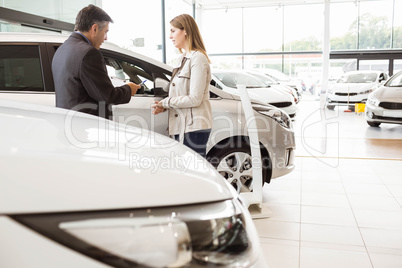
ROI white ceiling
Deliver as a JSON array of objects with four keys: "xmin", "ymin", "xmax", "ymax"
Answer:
[{"xmin": 191, "ymin": 0, "xmax": 372, "ymax": 9}]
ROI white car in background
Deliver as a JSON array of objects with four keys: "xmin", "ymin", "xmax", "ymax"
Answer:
[
  {"xmin": 212, "ymin": 70, "xmax": 298, "ymax": 119},
  {"xmin": 0, "ymin": 100, "xmax": 267, "ymax": 268},
  {"xmin": 365, "ymin": 70, "xmax": 402, "ymax": 127},
  {"xmin": 326, "ymin": 70, "xmax": 388, "ymax": 110},
  {"xmin": 255, "ymin": 68, "xmax": 303, "ymax": 97},
  {"xmin": 246, "ymin": 70, "xmax": 300, "ymax": 104},
  {"xmin": 0, "ymin": 32, "xmax": 295, "ymax": 193}
]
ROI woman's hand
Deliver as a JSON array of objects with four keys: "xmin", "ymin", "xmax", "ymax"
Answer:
[{"xmin": 152, "ymin": 101, "xmax": 165, "ymax": 115}]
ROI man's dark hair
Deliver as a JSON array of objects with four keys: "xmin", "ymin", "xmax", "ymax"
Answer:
[{"xmin": 74, "ymin": 4, "xmax": 113, "ymax": 32}]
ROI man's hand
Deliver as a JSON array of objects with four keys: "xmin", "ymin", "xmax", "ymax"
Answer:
[{"xmin": 127, "ymin": 82, "xmax": 141, "ymax": 96}]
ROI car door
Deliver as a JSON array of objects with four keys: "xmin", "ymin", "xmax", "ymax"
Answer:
[
  {"xmin": 0, "ymin": 43, "xmax": 56, "ymax": 106},
  {"xmin": 100, "ymin": 49, "xmax": 170, "ymax": 136},
  {"xmin": 49, "ymin": 43, "xmax": 170, "ymax": 136}
]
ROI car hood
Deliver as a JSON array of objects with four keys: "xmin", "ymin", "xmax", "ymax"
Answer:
[
  {"xmin": 373, "ymin": 86, "xmax": 402, "ymax": 102},
  {"xmin": 0, "ymin": 101, "xmax": 234, "ymax": 214},
  {"xmin": 329, "ymin": 82, "xmax": 376, "ymax": 93}
]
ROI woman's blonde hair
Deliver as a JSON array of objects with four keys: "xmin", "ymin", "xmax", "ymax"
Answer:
[{"xmin": 170, "ymin": 14, "xmax": 210, "ymax": 63}]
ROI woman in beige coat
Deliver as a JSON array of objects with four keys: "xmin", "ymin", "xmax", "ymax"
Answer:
[{"xmin": 152, "ymin": 14, "xmax": 212, "ymax": 158}]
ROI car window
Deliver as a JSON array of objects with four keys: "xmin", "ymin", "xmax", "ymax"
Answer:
[
  {"xmin": 101, "ymin": 49, "xmax": 173, "ymax": 96},
  {"xmin": 0, "ymin": 45, "xmax": 44, "ymax": 91},
  {"xmin": 343, "ymin": 73, "xmax": 378, "ymax": 83},
  {"xmin": 386, "ymin": 72, "xmax": 402, "ymax": 87},
  {"xmin": 211, "ymin": 79, "xmax": 223, "ymax": 90},
  {"xmin": 266, "ymin": 70, "xmax": 291, "ymax": 82},
  {"xmin": 214, "ymin": 72, "xmax": 266, "ymax": 88},
  {"xmin": 104, "ymin": 56, "xmax": 155, "ymax": 94}
]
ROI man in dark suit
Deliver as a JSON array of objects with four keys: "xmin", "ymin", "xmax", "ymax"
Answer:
[{"xmin": 52, "ymin": 4, "xmax": 140, "ymax": 120}]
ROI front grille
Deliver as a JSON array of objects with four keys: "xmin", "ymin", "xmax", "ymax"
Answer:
[
  {"xmin": 270, "ymin": 102, "xmax": 292, "ymax": 108},
  {"xmin": 372, "ymin": 115, "xmax": 402, "ymax": 122},
  {"xmin": 335, "ymin": 92, "xmax": 358, "ymax": 96},
  {"xmin": 329, "ymin": 101, "xmax": 359, "ymax": 104},
  {"xmin": 379, "ymin": 102, "xmax": 402, "ymax": 110}
]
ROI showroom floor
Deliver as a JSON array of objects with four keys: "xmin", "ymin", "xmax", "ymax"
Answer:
[{"xmin": 254, "ymin": 93, "xmax": 402, "ymax": 268}]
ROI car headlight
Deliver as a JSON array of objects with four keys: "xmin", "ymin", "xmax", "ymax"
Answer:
[
  {"xmin": 12, "ymin": 199, "xmax": 261, "ymax": 268},
  {"xmin": 359, "ymin": 89, "xmax": 374, "ymax": 94},
  {"xmin": 252, "ymin": 104, "xmax": 292, "ymax": 129},
  {"xmin": 367, "ymin": 94, "xmax": 380, "ymax": 106}
]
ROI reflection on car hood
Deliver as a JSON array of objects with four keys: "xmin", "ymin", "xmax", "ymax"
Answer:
[
  {"xmin": 373, "ymin": 86, "xmax": 402, "ymax": 102},
  {"xmin": 329, "ymin": 82, "xmax": 376, "ymax": 93},
  {"xmin": 0, "ymin": 100, "xmax": 233, "ymax": 214}
]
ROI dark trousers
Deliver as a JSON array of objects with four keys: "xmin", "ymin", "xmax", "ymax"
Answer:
[{"xmin": 174, "ymin": 129, "xmax": 211, "ymax": 158}]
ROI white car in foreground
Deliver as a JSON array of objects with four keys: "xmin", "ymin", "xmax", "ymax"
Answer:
[
  {"xmin": 0, "ymin": 100, "xmax": 267, "ymax": 268},
  {"xmin": 326, "ymin": 70, "xmax": 388, "ymax": 110},
  {"xmin": 365, "ymin": 70, "xmax": 402, "ymax": 127},
  {"xmin": 212, "ymin": 71, "xmax": 297, "ymax": 119}
]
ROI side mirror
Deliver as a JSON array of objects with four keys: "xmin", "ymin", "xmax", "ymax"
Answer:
[{"xmin": 155, "ymin": 77, "xmax": 169, "ymax": 92}]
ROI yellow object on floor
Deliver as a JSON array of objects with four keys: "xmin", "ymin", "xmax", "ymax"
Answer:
[{"xmin": 355, "ymin": 103, "xmax": 365, "ymax": 113}]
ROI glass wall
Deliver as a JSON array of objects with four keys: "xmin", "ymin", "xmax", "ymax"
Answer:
[
  {"xmin": 330, "ymin": 2, "xmax": 358, "ymax": 50},
  {"xmin": 393, "ymin": 0, "xmax": 402, "ymax": 48},
  {"xmin": 203, "ymin": 0, "xmax": 402, "ymax": 89},
  {"xmin": 394, "ymin": 60, "xmax": 402, "ymax": 73},
  {"xmin": 282, "ymin": 4, "xmax": 323, "ymax": 52},
  {"xmin": 1, "ymin": 0, "xmax": 401, "ymax": 84},
  {"xmin": 358, "ymin": 0, "xmax": 393, "ymax": 50},
  {"xmin": 359, "ymin": 60, "xmax": 389, "ymax": 72},
  {"xmin": 202, "ymin": 8, "xmax": 243, "ymax": 54},
  {"xmin": 242, "ymin": 6, "xmax": 283, "ymax": 53},
  {"xmin": 330, "ymin": 0, "xmax": 397, "ymax": 50},
  {"xmin": 0, "ymin": 0, "xmax": 94, "ymax": 23},
  {"xmin": 103, "ymin": 0, "xmax": 191, "ymax": 66},
  {"xmin": 0, "ymin": 0, "xmax": 95, "ymax": 32}
]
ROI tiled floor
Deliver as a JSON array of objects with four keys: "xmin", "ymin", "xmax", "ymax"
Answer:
[{"xmin": 254, "ymin": 94, "xmax": 402, "ymax": 268}]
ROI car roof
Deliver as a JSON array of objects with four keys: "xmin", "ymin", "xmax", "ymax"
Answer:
[
  {"xmin": 343, "ymin": 70, "xmax": 384, "ymax": 75},
  {"xmin": 0, "ymin": 32, "xmax": 173, "ymax": 72}
]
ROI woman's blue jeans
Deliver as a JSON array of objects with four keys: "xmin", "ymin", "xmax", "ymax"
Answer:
[{"xmin": 174, "ymin": 129, "xmax": 211, "ymax": 158}]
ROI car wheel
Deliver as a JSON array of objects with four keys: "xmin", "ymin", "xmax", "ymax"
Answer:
[
  {"xmin": 327, "ymin": 105, "xmax": 335, "ymax": 110},
  {"xmin": 367, "ymin": 121, "xmax": 381, "ymax": 127},
  {"xmin": 208, "ymin": 144, "xmax": 269, "ymax": 193}
]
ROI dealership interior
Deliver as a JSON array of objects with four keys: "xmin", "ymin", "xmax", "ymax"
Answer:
[{"xmin": 1, "ymin": 0, "xmax": 402, "ymax": 267}]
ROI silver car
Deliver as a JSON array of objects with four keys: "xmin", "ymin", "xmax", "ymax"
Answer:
[
  {"xmin": 0, "ymin": 32, "xmax": 296, "ymax": 192},
  {"xmin": 365, "ymin": 70, "xmax": 402, "ymax": 127}
]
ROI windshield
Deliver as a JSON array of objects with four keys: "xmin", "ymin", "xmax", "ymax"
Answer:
[
  {"xmin": 265, "ymin": 70, "xmax": 291, "ymax": 82},
  {"xmin": 214, "ymin": 72, "xmax": 267, "ymax": 88},
  {"xmin": 248, "ymin": 72, "xmax": 278, "ymax": 86},
  {"xmin": 385, "ymin": 71, "xmax": 402, "ymax": 87},
  {"xmin": 338, "ymin": 73, "xmax": 378, "ymax": 83}
]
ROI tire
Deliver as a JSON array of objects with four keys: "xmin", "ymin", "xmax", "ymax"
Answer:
[
  {"xmin": 208, "ymin": 143, "xmax": 270, "ymax": 193},
  {"xmin": 367, "ymin": 121, "xmax": 381, "ymax": 127},
  {"xmin": 327, "ymin": 105, "xmax": 335, "ymax": 110}
]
